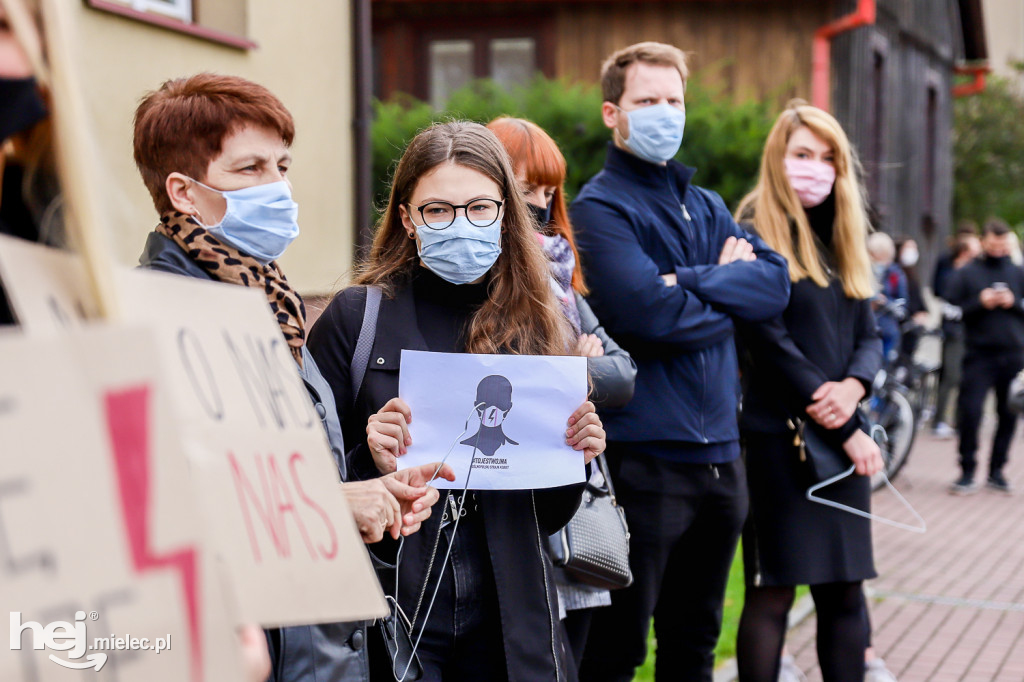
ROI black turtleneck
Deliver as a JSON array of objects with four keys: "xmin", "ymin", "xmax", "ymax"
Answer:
[
  {"xmin": 804, "ymin": 192, "xmax": 836, "ymax": 250},
  {"xmin": 411, "ymin": 266, "xmax": 489, "ymax": 353}
]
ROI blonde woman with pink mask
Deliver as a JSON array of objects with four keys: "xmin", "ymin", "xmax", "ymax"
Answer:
[{"xmin": 733, "ymin": 101, "xmax": 884, "ymax": 682}]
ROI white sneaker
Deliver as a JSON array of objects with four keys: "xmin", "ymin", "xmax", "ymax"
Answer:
[
  {"xmin": 778, "ymin": 654, "xmax": 807, "ymax": 682},
  {"xmin": 933, "ymin": 422, "xmax": 956, "ymax": 439},
  {"xmin": 865, "ymin": 657, "xmax": 899, "ymax": 682}
]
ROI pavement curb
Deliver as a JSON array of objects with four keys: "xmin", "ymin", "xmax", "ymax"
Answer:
[{"xmin": 713, "ymin": 592, "xmax": 817, "ymax": 682}]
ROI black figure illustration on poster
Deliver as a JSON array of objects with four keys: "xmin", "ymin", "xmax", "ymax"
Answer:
[{"xmin": 461, "ymin": 375, "xmax": 518, "ymax": 457}]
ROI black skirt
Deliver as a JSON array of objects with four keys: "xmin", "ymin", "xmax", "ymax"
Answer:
[{"xmin": 741, "ymin": 430, "xmax": 876, "ymax": 587}]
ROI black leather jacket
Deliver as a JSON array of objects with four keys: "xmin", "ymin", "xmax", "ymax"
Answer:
[
  {"xmin": 575, "ymin": 292, "xmax": 637, "ymax": 409},
  {"xmin": 138, "ymin": 231, "xmax": 370, "ymax": 682}
]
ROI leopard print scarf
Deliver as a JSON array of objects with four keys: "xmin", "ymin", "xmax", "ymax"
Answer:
[{"xmin": 156, "ymin": 212, "xmax": 306, "ymax": 367}]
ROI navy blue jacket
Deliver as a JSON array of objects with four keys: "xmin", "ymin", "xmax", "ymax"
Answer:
[{"xmin": 571, "ymin": 144, "xmax": 790, "ymax": 461}]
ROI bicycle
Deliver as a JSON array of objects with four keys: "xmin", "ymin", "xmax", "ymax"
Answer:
[
  {"xmin": 889, "ymin": 323, "xmax": 943, "ymax": 426},
  {"xmin": 866, "ymin": 367, "xmax": 916, "ymax": 491}
]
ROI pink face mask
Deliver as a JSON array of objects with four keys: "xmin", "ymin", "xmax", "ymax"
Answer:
[{"xmin": 784, "ymin": 158, "xmax": 836, "ymax": 208}]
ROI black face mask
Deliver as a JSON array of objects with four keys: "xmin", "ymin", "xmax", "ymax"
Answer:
[
  {"xmin": 0, "ymin": 77, "xmax": 47, "ymax": 142},
  {"xmin": 527, "ymin": 202, "xmax": 553, "ymax": 230}
]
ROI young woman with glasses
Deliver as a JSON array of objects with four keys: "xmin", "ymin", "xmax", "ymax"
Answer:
[{"xmin": 306, "ymin": 120, "xmax": 606, "ymax": 681}]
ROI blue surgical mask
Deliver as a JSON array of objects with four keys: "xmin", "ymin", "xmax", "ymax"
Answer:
[
  {"xmin": 191, "ymin": 179, "xmax": 300, "ymax": 263},
  {"xmin": 415, "ymin": 216, "xmax": 502, "ymax": 285},
  {"xmin": 619, "ymin": 103, "xmax": 686, "ymax": 164}
]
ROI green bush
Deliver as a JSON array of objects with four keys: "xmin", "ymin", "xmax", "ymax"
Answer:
[
  {"xmin": 370, "ymin": 74, "xmax": 776, "ymax": 223},
  {"xmin": 954, "ymin": 69, "xmax": 1024, "ymax": 229}
]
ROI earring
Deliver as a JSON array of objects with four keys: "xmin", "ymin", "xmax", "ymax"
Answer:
[{"xmin": 408, "ymin": 232, "xmax": 415, "ymax": 239}]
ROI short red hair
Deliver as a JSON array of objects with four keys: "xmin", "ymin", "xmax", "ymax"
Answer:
[
  {"xmin": 133, "ymin": 73, "xmax": 295, "ymax": 214},
  {"xmin": 486, "ymin": 117, "xmax": 587, "ymax": 294}
]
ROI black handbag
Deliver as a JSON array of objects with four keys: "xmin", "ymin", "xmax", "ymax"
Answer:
[
  {"xmin": 791, "ymin": 417, "xmax": 852, "ymax": 482},
  {"xmin": 373, "ymin": 597, "xmax": 422, "ymax": 682},
  {"xmin": 548, "ymin": 454, "xmax": 633, "ymax": 590}
]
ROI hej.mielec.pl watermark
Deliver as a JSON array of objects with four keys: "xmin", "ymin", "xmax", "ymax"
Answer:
[{"xmin": 10, "ymin": 611, "xmax": 171, "ymax": 671}]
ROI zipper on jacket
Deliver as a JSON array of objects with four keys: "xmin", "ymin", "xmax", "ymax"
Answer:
[
  {"xmin": 531, "ymin": 492, "xmax": 562, "ymax": 682},
  {"xmin": 680, "ymin": 202, "xmax": 696, "ymax": 243},
  {"xmin": 699, "ymin": 351, "xmax": 709, "ymax": 443},
  {"xmin": 752, "ymin": 532, "xmax": 763, "ymax": 587}
]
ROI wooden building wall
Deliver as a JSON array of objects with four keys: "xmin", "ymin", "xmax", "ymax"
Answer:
[
  {"xmin": 373, "ymin": 0, "xmax": 830, "ymax": 108},
  {"xmin": 551, "ymin": 0, "xmax": 829, "ymax": 106},
  {"xmin": 832, "ymin": 0, "xmax": 963, "ymax": 276}
]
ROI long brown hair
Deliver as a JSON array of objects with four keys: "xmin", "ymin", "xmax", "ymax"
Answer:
[
  {"xmin": 356, "ymin": 121, "xmax": 573, "ymax": 356},
  {"xmin": 736, "ymin": 100, "xmax": 874, "ymax": 299},
  {"xmin": 486, "ymin": 116, "xmax": 587, "ymax": 294}
]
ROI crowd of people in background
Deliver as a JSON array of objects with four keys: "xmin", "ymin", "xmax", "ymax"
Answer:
[{"xmin": 4, "ymin": 15, "xmax": 1023, "ymax": 682}]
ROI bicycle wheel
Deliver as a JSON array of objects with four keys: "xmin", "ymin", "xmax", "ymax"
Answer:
[{"xmin": 870, "ymin": 390, "xmax": 917, "ymax": 491}]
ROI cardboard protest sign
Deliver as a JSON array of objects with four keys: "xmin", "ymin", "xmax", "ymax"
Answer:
[
  {"xmin": 0, "ymin": 325, "xmax": 243, "ymax": 682},
  {"xmin": 398, "ymin": 350, "xmax": 589, "ymax": 490},
  {"xmin": 0, "ymin": 237, "xmax": 387, "ymax": 626},
  {"xmin": 117, "ymin": 267, "xmax": 386, "ymax": 625},
  {"xmin": 0, "ymin": 234, "xmax": 100, "ymax": 330}
]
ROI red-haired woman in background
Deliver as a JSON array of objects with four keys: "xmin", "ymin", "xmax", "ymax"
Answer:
[{"xmin": 488, "ymin": 116, "xmax": 636, "ymax": 677}]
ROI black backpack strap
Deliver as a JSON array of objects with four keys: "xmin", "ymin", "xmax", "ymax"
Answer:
[{"xmin": 350, "ymin": 285, "xmax": 382, "ymax": 408}]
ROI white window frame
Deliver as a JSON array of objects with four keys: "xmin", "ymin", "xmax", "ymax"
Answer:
[{"xmin": 130, "ymin": 0, "xmax": 192, "ymax": 23}]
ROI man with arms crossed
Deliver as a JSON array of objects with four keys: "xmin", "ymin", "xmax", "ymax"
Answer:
[{"xmin": 571, "ymin": 42, "xmax": 790, "ymax": 681}]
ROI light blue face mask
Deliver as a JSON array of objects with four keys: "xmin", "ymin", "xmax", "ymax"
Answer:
[
  {"xmin": 415, "ymin": 215, "xmax": 502, "ymax": 285},
  {"xmin": 619, "ymin": 102, "xmax": 686, "ymax": 164},
  {"xmin": 191, "ymin": 178, "xmax": 300, "ymax": 264}
]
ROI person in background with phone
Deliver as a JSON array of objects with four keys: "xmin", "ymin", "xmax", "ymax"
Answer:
[{"xmin": 945, "ymin": 218, "xmax": 1024, "ymax": 495}]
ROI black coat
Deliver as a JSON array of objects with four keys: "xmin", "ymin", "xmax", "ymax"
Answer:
[
  {"xmin": 138, "ymin": 231, "xmax": 370, "ymax": 682},
  {"xmin": 737, "ymin": 231, "xmax": 883, "ymax": 586},
  {"xmin": 307, "ymin": 281, "xmax": 586, "ymax": 682},
  {"xmin": 739, "ymin": 270, "xmax": 882, "ymax": 450}
]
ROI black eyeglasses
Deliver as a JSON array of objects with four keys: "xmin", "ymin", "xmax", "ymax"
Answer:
[{"xmin": 409, "ymin": 199, "xmax": 504, "ymax": 229}]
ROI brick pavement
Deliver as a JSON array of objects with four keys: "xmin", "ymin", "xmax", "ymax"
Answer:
[{"xmin": 785, "ymin": 416, "xmax": 1024, "ymax": 681}]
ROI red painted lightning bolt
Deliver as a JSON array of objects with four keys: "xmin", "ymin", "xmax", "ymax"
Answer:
[{"xmin": 105, "ymin": 386, "xmax": 203, "ymax": 681}]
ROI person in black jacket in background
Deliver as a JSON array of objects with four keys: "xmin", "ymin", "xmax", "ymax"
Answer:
[
  {"xmin": 931, "ymin": 229, "xmax": 981, "ymax": 438},
  {"xmin": 130, "ymin": 73, "xmax": 451, "ymax": 682},
  {"xmin": 733, "ymin": 101, "xmax": 883, "ymax": 682},
  {"xmin": 945, "ymin": 219, "xmax": 1024, "ymax": 495}
]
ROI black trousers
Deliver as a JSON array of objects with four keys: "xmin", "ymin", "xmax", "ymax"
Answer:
[
  {"xmin": 957, "ymin": 349, "xmax": 1024, "ymax": 477},
  {"xmin": 934, "ymin": 333, "xmax": 965, "ymax": 426},
  {"xmin": 579, "ymin": 448, "xmax": 748, "ymax": 682}
]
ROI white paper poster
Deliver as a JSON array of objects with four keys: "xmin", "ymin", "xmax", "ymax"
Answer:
[{"xmin": 397, "ymin": 350, "xmax": 588, "ymax": 490}]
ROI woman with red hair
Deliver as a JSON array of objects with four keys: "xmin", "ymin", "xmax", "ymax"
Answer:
[{"xmin": 488, "ymin": 116, "xmax": 636, "ymax": 676}]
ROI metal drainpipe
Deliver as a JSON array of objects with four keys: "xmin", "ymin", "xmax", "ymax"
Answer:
[
  {"xmin": 352, "ymin": 0, "xmax": 373, "ymax": 262},
  {"xmin": 811, "ymin": 0, "xmax": 877, "ymax": 111},
  {"xmin": 953, "ymin": 63, "xmax": 991, "ymax": 97}
]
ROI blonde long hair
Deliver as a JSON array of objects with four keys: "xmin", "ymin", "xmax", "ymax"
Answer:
[
  {"xmin": 355, "ymin": 121, "xmax": 573, "ymax": 356},
  {"xmin": 736, "ymin": 101, "xmax": 874, "ymax": 299}
]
